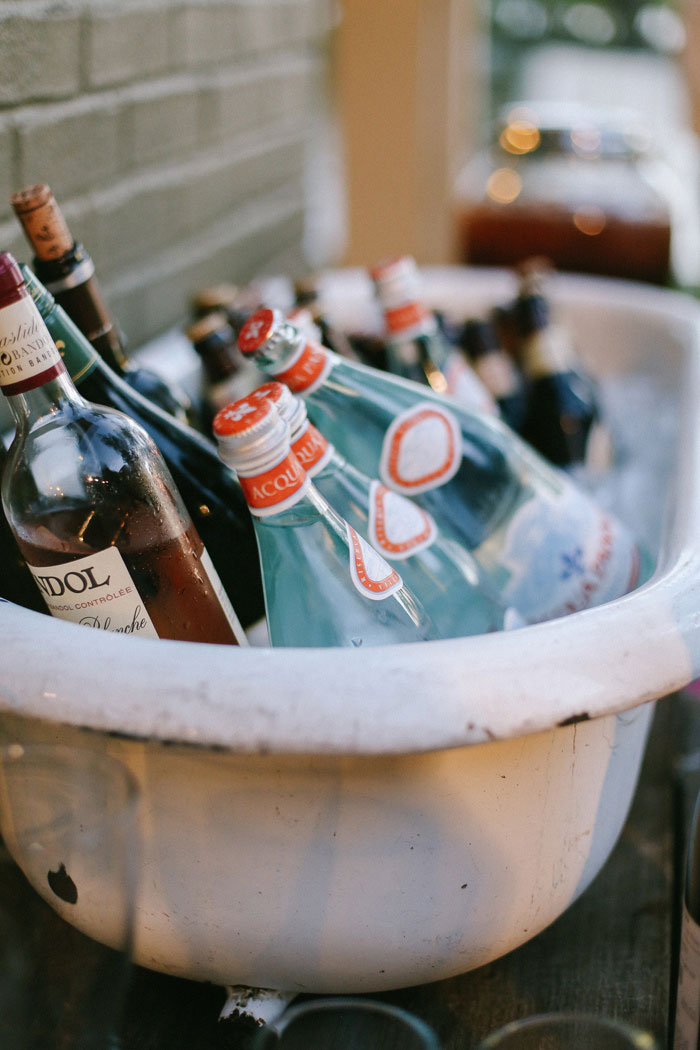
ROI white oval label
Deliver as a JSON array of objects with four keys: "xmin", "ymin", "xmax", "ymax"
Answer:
[{"xmin": 379, "ymin": 401, "xmax": 463, "ymax": 495}]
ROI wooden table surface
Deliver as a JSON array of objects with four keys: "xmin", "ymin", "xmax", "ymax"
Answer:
[{"xmin": 2, "ymin": 690, "xmax": 698, "ymax": 1050}]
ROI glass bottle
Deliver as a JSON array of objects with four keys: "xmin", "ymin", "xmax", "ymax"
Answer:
[
  {"xmin": 293, "ymin": 274, "xmax": 360, "ymax": 360},
  {"xmin": 248, "ymin": 380, "xmax": 523, "ymax": 636},
  {"xmin": 11, "ymin": 182, "xmax": 198, "ymax": 427},
  {"xmin": 213, "ymin": 395, "xmax": 438, "ymax": 648},
  {"xmin": 458, "ymin": 317, "xmax": 528, "ymax": 432},
  {"xmin": 191, "ymin": 282, "xmax": 256, "ymax": 332},
  {"xmin": 370, "ymin": 255, "xmax": 498, "ymax": 415},
  {"xmin": 237, "ymin": 308, "xmax": 652, "ymax": 624},
  {"xmin": 0, "ymin": 252, "xmax": 245, "ymax": 644},
  {"xmin": 510, "ymin": 262, "xmax": 608, "ymax": 471},
  {"xmin": 20, "ymin": 263, "xmax": 265, "ymax": 631},
  {"xmin": 186, "ymin": 311, "xmax": 258, "ymax": 432},
  {"xmin": 0, "ymin": 444, "xmax": 47, "ymax": 613}
]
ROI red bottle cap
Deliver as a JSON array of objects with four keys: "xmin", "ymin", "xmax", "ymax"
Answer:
[
  {"xmin": 248, "ymin": 380, "xmax": 287, "ymax": 405},
  {"xmin": 0, "ymin": 251, "xmax": 25, "ymax": 305},
  {"xmin": 212, "ymin": 393, "xmax": 273, "ymax": 439},
  {"xmin": 237, "ymin": 308, "xmax": 279, "ymax": 356}
]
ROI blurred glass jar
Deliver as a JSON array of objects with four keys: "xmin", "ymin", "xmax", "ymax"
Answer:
[{"xmin": 454, "ymin": 102, "xmax": 673, "ymax": 285}]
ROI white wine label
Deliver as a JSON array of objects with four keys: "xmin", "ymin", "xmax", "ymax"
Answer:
[
  {"xmin": 199, "ymin": 547, "xmax": 249, "ymax": 646},
  {"xmin": 379, "ymin": 401, "xmax": 462, "ymax": 495},
  {"xmin": 28, "ymin": 547, "xmax": 159, "ymax": 638},
  {"xmin": 673, "ymin": 900, "xmax": 700, "ymax": 1050},
  {"xmin": 368, "ymin": 480, "xmax": 437, "ymax": 560},
  {"xmin": 494, "ymin": 482, "xmax": 641, "ymax": 622},
  {"xmin": 346, "ymin": 524, "xmax": 403, "ymax": 600},
  {"xmin": 0, "ymin": 296, "xmax": 64, "ymax": 394}
]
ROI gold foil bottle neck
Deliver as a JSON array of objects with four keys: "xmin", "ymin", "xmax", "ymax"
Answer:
[{"xmin": 11, "ymin": 183, "xmax": 74, "ymax": 261}]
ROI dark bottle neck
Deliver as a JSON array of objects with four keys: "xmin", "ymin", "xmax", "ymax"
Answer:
[{"xmin": 32, "ymin": 245, "xmax": 129, "ymax": 374}]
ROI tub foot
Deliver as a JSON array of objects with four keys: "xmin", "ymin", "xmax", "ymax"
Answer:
[{"xmin": 219, "ymin": 985, "xmax": 296, "ymax": 1027}]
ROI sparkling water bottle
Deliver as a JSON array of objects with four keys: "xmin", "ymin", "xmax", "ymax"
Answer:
[
  {"xmin": 248, "ymin": 380, "xmax": 523, "ymax": 636},
  {"xmin": 370, "ymin": 255, "xmax": 498, "ymax": 415},
  {"xmin": 237, "ymin": 308, "xmax": 652, "ymax": 624},
  {"xmin": 212, "ymin": 395, "xmax": 439, "ymax": 648}
]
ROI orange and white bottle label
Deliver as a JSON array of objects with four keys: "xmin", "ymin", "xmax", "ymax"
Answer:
[
  {"xmin": 384, "ymin": 300, "xmax": 433, "ymax": 339},
  {"xmin": 239, "ymin": 451, "xmax": 310, "ymax": 517},
  {"xmin": 346, "ymin": 524, "xmax": 403, "ymax": 600},
  {"xmin": 368, "ymin": 481, "xmax": 437, "ymax": 560},
  {"xmin": 379, "ymin": 401, "xmax": 462, "ymax": 495},
  {"xmin": 270, "ymin": 340, "xmax": 334, "ymax": 394},
  {"xmin": 291, "ymin": 419, "xmax": 333, "ymax": 477}
]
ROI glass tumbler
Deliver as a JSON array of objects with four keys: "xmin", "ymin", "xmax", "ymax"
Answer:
[
  {"xmin": 477, "ymin": 1013, "xmax": 658, "ymax": 1050},
  {"xmin": 250, "ymin": 996, "xmax": 442, "ymax": 1050},
  {"xmin": 0, "ymin": 742, "xmax": 140, "ymax": 1050}
]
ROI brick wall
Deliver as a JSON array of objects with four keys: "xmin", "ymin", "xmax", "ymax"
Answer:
[{"xmin": 0, "ymin": 0, "xmax": 340, "ymax": 351}]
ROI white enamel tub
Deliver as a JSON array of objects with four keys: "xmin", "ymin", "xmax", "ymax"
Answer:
[{"xmin": 0, "ymin": 268, "xmax": 698, "ymax": 1000}]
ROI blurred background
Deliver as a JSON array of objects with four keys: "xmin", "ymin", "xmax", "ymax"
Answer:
[{"xmin": 0, "ymin": 0, "xmax": 698, "ymax": 353}]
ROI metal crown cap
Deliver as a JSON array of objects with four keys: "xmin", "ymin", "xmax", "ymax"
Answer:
[
  {"xmin": 237, "ymin": 307, "xmax": 285, "ymax": 356},
  {"xmin": 248, "ymin": 380, "xmax": 307, "ymax": 436},
  {"xmin": 212, "ymin": 394, "xmax": 290, "ymax": 473}
]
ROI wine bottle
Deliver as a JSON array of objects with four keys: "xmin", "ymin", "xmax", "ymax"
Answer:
[
  {"xmin": 293, "ymin": 274, "xmax": 360, "ymax": 360},
  {"xmin": 0, "ymin": 444, "xmax": 47, "ymax": 613},
  {"xmin": 248, "ymin": 380, "xmax": 523, "ymax": 636},
  {"xmin": 186, "ymin": 311, "xmax": 258, "ymax": 432},
  {"xmin": 237, "ymin": 308, "xmax": 651, "ymax": 625},
  {"xmin": 509, "ymin": 263, "xmax": 605, "ymax": 470},
  {"xmin": 11, "ymin": 182, "xmax": 199, "ymax": 427},
  {"xmin": 458, "ymin": 318, "xmax": 528, "ymax": 432},
  {"xmin": 191, "ymin": 282, "xmax": 256, "ymax": 332},
  {"xmin": 20, "ymin": 263, "xmax": 265, "ymax": 631},
  {"xmin": 0, "ymin": 252, "xmax": 246, "ymax": 644},
  {"xmin": 370, "ymin": 255, "xmax": 498, "ymax": 415},
  {"xmin": 213, "ymin": 394, "xmax": 438, "ymax": 648}
]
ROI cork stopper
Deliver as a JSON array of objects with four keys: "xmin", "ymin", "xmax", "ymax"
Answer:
[
  {"xmin": 186, "ymin": 311, "xmax": 231, "ymax": 346},
  {"xmin": 11, "ymin": 183, "xmax": 74, "ymax": 261},
  {"xmin": 191, "ymin": 283, "xmax": 241, "ymax": 317}
]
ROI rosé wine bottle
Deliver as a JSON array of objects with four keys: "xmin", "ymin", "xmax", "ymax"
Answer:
[{"xmin": 0, "ymin": 252, "xmax": 245, "ymax": 646}]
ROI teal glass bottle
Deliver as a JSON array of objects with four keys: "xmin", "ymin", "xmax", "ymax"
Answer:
[
  {"xmin": 213, "ymin": 395, "xmax": 439, "ymax": 648},
  {"xmin": 248, "ymin": 380, "xmax": 523, "ymax": 636},
  {"xmin": 370, "ymin": 255, "xmax": 498, "ymax": 415},
  {"xmin": 237, "ymin": 308, "xmax": 652, "ymax": 624}
]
